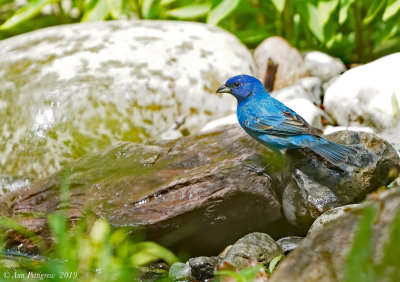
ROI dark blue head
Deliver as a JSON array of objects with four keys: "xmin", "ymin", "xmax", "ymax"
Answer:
[{"xmin": 216, "ymin": 74, "xmax": 268, "ymax": 102}]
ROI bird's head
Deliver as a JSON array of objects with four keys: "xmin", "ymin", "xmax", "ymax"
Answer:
[{"xmin": 216, "ymin": 74, "xmax": 267, "ymax": 102}]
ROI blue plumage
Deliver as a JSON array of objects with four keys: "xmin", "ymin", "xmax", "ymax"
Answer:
[{"xmin": 216, "ymin": 74, "xmax": 357, "ymax": 166}]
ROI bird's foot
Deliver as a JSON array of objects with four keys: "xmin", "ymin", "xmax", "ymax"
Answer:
[{"xmin": 244, "ymin": 163, "xmax": 272, "ymax": 180}]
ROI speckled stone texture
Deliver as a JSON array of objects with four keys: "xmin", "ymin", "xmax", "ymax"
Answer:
[{"xmin": 0, "ymin": 20, "xmax": 255, "ymax": 180}]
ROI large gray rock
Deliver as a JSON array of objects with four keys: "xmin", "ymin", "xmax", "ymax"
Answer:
[
  {"xmin": 270, "ymin": 188, "xmax": 400, "ymax": 282},
  {"xmin": 324, "ymin": 53, "xmax": 400, "ymax": 131},
  {"xmin": 283, "ymin": 131, "xmax": 400, "ymax": 230},
  {"xmin": 0, "ymin": 20, "xmax": 255, "ymax": 180}
]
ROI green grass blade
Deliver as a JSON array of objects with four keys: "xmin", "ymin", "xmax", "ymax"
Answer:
[
  {"xmin": 344, "ymin": 204, "xmax": 377, "ymax": 282},
  {"xmin": 0, "ymin": 217, "xmax": 45, "ymax": 252},
  {"xmin": 383, "ymin": 0, "xmax": 400, "ymax": 21},
  {"xmin": 0, "ymin": 0, "xmax": 56, "ymax": 30},
  {"xmin": 271, "ymin": 0, "xmax": 285, "ymax": 13},
  {"xmin": 206, "ymin": 0, "xmax": 241, "ymax": 25},
  {"xmin": 268, "ymin": 254, "xmax": 283, "ymax": 274},
  {"xmin": 81, "ymin": 0, "xmax": 109, "ymax": 22},
  {"xmin": 165, "ymin": 4, "xmax": 210, "ymax": 19},
  {"xmin": 131, "ymin": 241, "xmax": 178, "ymax": 266},
  {"xmin": 376, "ymin": 206, "xmax": 400, "ymax": 281}
]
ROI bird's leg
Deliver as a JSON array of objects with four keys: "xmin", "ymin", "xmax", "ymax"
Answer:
[
  {"xmin": 244, "ymin": 163, "xmax": 272, "ymax": 181},
  {"xmin": 244, "ymin": 163, "xmax": 269, "ymax": 174}
]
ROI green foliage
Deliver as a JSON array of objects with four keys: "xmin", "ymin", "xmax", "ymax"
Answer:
[
  {"xmin": 344, "ymin": 204, "xmax": 377, "ymax": 282},
  {"xmin": 1, "ymin": 0, "xmax": 400, "ymax": 63},
  {"xmin": 0, "ymin": 171, "xmax": 179, "ymax": 281},
  {"xmin": 344, "ymin": 204, "xmax": 400, "ymax": 282},
  {"xmin": 267, "ymin": 254, "xmax": 282, "ymax": 275}
]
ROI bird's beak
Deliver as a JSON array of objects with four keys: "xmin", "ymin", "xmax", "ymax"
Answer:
[{"xmin": 216, "ymin": 84, "xmax": 231, "ymax": 94}]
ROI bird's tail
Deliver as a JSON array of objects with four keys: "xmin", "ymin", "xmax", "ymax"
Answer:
[{"xmin": 310, "ymin": 140, "xmax": 358, "ymax": 166}]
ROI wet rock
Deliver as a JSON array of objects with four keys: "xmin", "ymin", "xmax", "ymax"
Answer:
[
  {"xmin": 188, "ymin": 256, "xmax": 220, "ymax": 281},
  {"xmin": 0, "ymin": 20, "xmax": 254, "ymax": 180},
  {"xmin": 324, "ymin": 53, "xmax": 400, "ymax": 131},
  {"xmin": 0, "ymin": 174, "xmax": 31, "ymax": 196},
  {"xmin": 254, "ymin": 37, "xmax": 308, "ymax": 91},
  {"xmin": 169, "ymin": 262, "xmax": 191, "ymax": 281},
  {"xmin": 220, "ymin": 232, "xmax": 283, "ymax": 270},
  {"xmin": 1, "ymin": 126, "xmax": 397, "ymax": 255},
  {"xmin": 0, "ymin": 125, "xmax": 285, "ymax": 256},
  {"xmin": 284, "ymin": 130, "xmax": 400, "ymax": 230},
  {"xmin": 304, "ymin": 51, "xmax": 346, "ymax": 82},
  {"xmin": 270, "ymin": 188, "xmax": 400, "ymax": 282},
  {"xmin": 276, "ymin": 236, "xmax": 303, "ymax": 253}
]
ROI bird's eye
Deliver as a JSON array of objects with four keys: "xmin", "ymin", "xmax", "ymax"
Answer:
[{"xmin": 234, "ymin": 82, "xmax": 240, "ymax": 87}]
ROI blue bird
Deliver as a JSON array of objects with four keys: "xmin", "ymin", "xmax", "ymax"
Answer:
[{"xmin": 216, "ymin": 74, "xmax": 357, "ymax": 166}]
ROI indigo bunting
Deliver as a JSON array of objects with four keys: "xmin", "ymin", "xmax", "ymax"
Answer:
[{"xmin": 217, "ymin": 74, "xmax": 357, "ymax": 166}]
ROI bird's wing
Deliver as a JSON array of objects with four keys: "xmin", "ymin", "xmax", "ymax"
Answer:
[{"xmin": 242, "ymin": 103, "xmax": 320, "ymax": 137}]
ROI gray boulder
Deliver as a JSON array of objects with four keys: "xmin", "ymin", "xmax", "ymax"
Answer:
[
  {"xmin": 0, "ymin": 20, "xmax": 254, "ymax": 180},
  {"xmin": 270, "ymin": 188, "xmax": 400, "ymax": 282},
  {"xmin": 284, "ymin": 131, "xmax": 400, "ymax": 230}
]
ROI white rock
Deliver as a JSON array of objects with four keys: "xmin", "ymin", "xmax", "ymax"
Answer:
[
  {"xmin": 379, "ymin": 123, "xmax": 400, "ymax": 155},
  {"xmin": 273, "ymin": 85, "xmax": 309, "ymax": 104},
  {"xmin": 273, "ymin": 77, "xmax": 322, "ymax": 106},
  {"xmin": 294, "ymin": 77, "xmax": 323, "ymax": 105},
  {"xmin": 324, "ymin": 53, "xmax": 400, "ymax": 131},
  {"xmin": 307, "ymin": 204, "xmax": 361, "ymax": 236},
  {"xmin": 304, "ymin": 51, "xmax": 346, "ymax": 82},
  {"xmin": 201, "ymin": 114, "xmax": 237, "ymax": 132},
  {"xmin": 160, "ymin": 130, "xmax": 183, "ymax": 140},
  {"xmin": 323, "ymin": 125, "xmax": 375, "ymax": 135}
]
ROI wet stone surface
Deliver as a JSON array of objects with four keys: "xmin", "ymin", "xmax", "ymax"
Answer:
[
  {"xmin": 0, "ymin": 125, "xmax": 284, "ymax": 256},
  {"xmin": 0, "ymin": 125, "xmax": 398, "ymax": 256}
]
